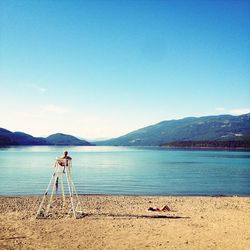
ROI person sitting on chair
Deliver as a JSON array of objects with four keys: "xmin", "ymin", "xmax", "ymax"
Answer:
[{"xmin": 58, "ymin": 151, "xmax": 72, "ymax": 173}]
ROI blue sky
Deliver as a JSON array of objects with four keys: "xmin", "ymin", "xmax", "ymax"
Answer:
[{"xmin": 1, "ymin": 0, "xmax": 250, "ymax": 139}]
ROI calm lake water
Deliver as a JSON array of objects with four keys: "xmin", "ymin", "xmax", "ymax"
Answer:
[{"xmin": 0, "ymin": 146, "xmax": 250, "ymax": 196}]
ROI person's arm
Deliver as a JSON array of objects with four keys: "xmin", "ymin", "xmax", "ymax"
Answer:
[{"xmin": 58, "ymin": 156, "xmax": 66, "ymax": 166}]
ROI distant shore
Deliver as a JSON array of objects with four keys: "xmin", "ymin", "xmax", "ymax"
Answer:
[
  {"xmin": 161, "ymin": 145, "xmax": 250, "ymax": 151},
  {"xmin": 1, "ymin": 195, "xmax": 249, "ymax": 249},
  {"xmin": 1, "ymin": 144, "xmax": 250, "ymax": 151},
  {"xmin": 160, "ymin": 140, "xmax": 250, "ymax": 150}
]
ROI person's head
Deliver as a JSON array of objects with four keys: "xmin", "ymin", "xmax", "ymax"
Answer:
[{"xmin": 64, "ymin": 151, "xmax": 68, "ymax": 157}]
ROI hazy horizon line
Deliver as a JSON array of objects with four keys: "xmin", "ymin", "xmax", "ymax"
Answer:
[{"xmin": 1, "ymin": 112, "xmax": 249, "ymax": 141}]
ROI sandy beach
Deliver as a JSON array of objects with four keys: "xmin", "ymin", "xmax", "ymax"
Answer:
[{"xmin": 0, "ymin": 195, "xmax": 249, "ymax": 250}]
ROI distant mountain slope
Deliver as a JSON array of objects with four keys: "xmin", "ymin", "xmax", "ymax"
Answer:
[
  {"xmin": 0, "ymin": 128, "xmax": 47, "ymax": 145},
  {"xmin": 0, "ymin": 128, "xmax": 93, "ymax": 146},
  {"xmin": 12, "ymin": 132, "xmax": 48, "ymax": 145},
  {"xmin": 96, "ymin": 113, "xmax": 250, "ymax": 146},
  {"xmin": 46, "ymin": 133, "xmax": 92, "ymax": 146}
]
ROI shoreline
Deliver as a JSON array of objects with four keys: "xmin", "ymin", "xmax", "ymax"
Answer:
[
  {"xmin": 1, "ymin": 144, "xmax": 250, "ymax": 150},
  {"xmin": 1, "ymin": 195, "xmax": 249, "ymax": 249},
  {"xmin": 1, "ymin": 193, "xmax": 250, "ymax": 197}
]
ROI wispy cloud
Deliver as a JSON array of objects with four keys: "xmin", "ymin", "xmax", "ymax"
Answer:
[
  {"xmin": 215, "ymin": 107, "xmax": 250, "ymax": 115},
  {"xmin": 41, "ymin": 104, "xmax": 68, "ymax": 114},
  {"xmin": 229, "ymin": 108, "xmax": 250, "ymax": 115},
  {"xmin": 215, "ymin": 107, "xmax": 225, "ymax": 112},
  {"xmin": 30, "ymin": 84, "xmax": 47, "ymax": 93}
]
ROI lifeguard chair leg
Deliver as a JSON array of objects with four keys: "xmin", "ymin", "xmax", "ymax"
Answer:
[
  {"xmin": 65, "ymin": 168, "xmax": 76, "ymax": 218},
  {"xmin": 36, "ymin": 162, "xmax": 58, "ymax": 218},
  {"xmin": 59, "ymin": 174, "xmax": 65, "ymax": 206},
  {"xmin": 68, "ymin": 171, "xmax": 81, "ymax": 211},
  {"xmin": 45, "ymin": 171, "xmax": 58, "ymax": 216}
]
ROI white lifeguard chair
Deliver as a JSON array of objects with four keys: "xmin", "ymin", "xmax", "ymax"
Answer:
[{"xmin": 36, "ymin": 158, "xmax": 82, "ymax": 219}]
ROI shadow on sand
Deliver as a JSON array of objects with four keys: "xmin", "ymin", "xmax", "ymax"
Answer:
[
  {"xmin": 0, "ymin": 236, "xmax": 26, "ymax": 240},
  {"xmin": 82, "ymin": 213, "xmax": 190, "ymax": 220}
]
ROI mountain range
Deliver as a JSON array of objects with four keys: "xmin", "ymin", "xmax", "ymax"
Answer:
[
  {"xmin": 95, "ymin": 113, "xmax": 250, "ymax": 146},
  {"xmin": 1, "ymin": 113, "xmax": 250, "ymax": 147},
  {"xmin": 0, "ymin": 129, "xmax": 93, "ymax": 146}
]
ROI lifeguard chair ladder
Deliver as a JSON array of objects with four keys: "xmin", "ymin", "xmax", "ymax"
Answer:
[{"xmin": 36, "ymin": 158, "xmax": 82, "ymax": 219}]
